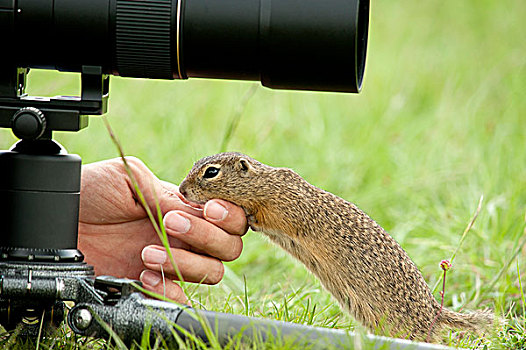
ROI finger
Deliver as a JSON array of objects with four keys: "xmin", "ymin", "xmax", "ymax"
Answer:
[
  {"xmin": 139, "ymin": 270, "xmax": 190, "ymax": 304},
  {"xmin": 203, "ymin": 200, "xmax": 248, "ymax": 236},
  {"xmin": 141, "ymin": 245, "xmax": 225, "ymax": 284},
  {"xmin": 163, "ymin": 211, "xmax": 243, "ymax": 261}
]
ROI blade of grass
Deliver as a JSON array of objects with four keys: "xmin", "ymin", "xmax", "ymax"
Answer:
[
  {"xmin": 244, "ymin": 275, "xmax": 250, "ymax": 317},
  {"xmin": 167, "ymin": 307, "xmax": 222, "ymax": 349},
  {"xmin": 219, "ymin": 84, "xmax": 258, "ymax": 152},
  {"xmin": 283, "ymin": 295, "xmax": 290, "ymax": 322},
  {"xmin": 139, "ymin": 321, "xmax": 152, "ymax": 349},
  {"xmin": 517, "ymin": 258, "xmax": 525, "ymax": 324},
  {"xmin": 432, "ymin": 195, "xmax": 483, "ymax": 293},
  {"xmin": 103, "ymin": 116, "xmax": 189, "ymax": 298},
  {"xmin": 150, "ymin": 181, "xmax": 189, "ymax": 296},
  {"xmin": 472, "ymin": 223, "xmax": 526, "ymax": 307},
  {"xmin": 129, "ymin": 281, "xmax": 181, "ymax": 304},
  {"xmin": 102, "ymin": 117, "xmax": 162, "ymax": 238},
  {"xmin": 35, "ymin": 310, "xmax": 45, "ymax": 350},
  {"xmin": 308, "ymin": 304, "xmax": 317, "ymax": 326}
]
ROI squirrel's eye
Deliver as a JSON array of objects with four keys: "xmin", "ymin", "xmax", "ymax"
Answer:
[{"xmin": 203, "ymin": 167, "xmax": 220, "ymax": 179}]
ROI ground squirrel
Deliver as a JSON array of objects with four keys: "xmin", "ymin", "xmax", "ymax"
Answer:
[{"xmin": 179, "ymin": 152, "xmax": 493, "ymax": 342}]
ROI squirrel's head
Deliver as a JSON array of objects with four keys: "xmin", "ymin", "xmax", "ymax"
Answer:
[{"xmin": 179, "ymin": 152, "xmax": 270, "ymax": 208}]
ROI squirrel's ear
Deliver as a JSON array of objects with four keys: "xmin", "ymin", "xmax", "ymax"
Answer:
[{"xmin": 238, "ymin": 158, "xmax": 252, "ymax": 172}]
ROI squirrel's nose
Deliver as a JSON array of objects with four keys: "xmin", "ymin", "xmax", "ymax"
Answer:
[{"xmin": 179, "ymin": 182, "xmax": 187, "ymax": 197}]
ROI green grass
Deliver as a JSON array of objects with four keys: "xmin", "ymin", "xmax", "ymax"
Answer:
[{"xmin": 1, "ymin": 0, "xmax": 525, "ymax": 348}]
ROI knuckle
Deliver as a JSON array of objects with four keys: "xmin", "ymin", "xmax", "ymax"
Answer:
[
  {"xmin": 123, "ymin": 155, "xmax": 142, "ymax": 167},
  {"xmin": 109, "ymin": 156, "xmax": 145, "ymax": 176},
  {"xmin": 124, "ymin": 156, "xmax": 148, "ymax": 174},
  {"xmin": 199, "ymin": 229, "xmax": 212, "ymax": 248}
]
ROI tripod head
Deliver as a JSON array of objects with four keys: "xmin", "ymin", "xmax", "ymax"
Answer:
[
  {"xmin": 0, "ymin": 65, "xmax": 108, "ymax": 264},
  {"xmin": 0, "ymin": 66, "xmax": 108, "ymax": 137}
]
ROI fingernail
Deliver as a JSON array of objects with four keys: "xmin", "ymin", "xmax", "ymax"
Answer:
[
  {"xmin": 164, "ymin": 212, "xmax": 191, "ymax": 233},
  {"xmin": 140, "ymin": 270, "xmax": 161, "ymax": 287},
  {"xmin": 142, "ymin": 247, "xmax": 167, "ymax": 264},
  {"xmin": 204, "ymin": 201, "xmax": 228, "ymax": 221}
]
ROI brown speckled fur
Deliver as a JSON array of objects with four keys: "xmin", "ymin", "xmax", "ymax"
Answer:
[{"xmin": 179, "ymin": 152, "xmax": 493, "ymax": 342}]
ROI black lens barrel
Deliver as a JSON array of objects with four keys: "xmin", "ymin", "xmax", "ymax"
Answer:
[
  {"xmin": 261, "ymin": 0, "xmax": 368, "ymax": 92},
  {"xmin": 4, "ymin": 0, "xmax": 369, "ymax": 92}
]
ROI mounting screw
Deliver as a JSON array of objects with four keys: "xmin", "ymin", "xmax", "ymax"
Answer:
[
  {"xmin": 11, "ymin": 107, "xmax": 47, "ymax": 140},
  {"xmin": 73, "ymin": 308, "xmax": 93, "ymax": 330}
]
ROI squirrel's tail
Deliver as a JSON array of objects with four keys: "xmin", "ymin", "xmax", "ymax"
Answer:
[{"xmin": 436, "ymin": 308, "xmax": 495, "ymax": 337}]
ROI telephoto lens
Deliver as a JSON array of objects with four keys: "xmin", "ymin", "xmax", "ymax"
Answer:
[{"xmin": 1, "ymin": 0, "xmax": 369, "ymax": 92}]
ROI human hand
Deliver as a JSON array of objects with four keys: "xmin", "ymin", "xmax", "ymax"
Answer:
[{"xmin": 78, "ymin": 157, "xmax": 248, "ymax": 304}]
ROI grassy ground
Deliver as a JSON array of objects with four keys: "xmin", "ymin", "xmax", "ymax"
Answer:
[{"xmin": 1, "ymin": 0, "xmax": 525, "ymax": 348}]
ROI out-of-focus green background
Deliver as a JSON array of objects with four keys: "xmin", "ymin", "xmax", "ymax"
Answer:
[{"xmin": 1, "ymin": 0, "xmax": 524, "ymax": 345}]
